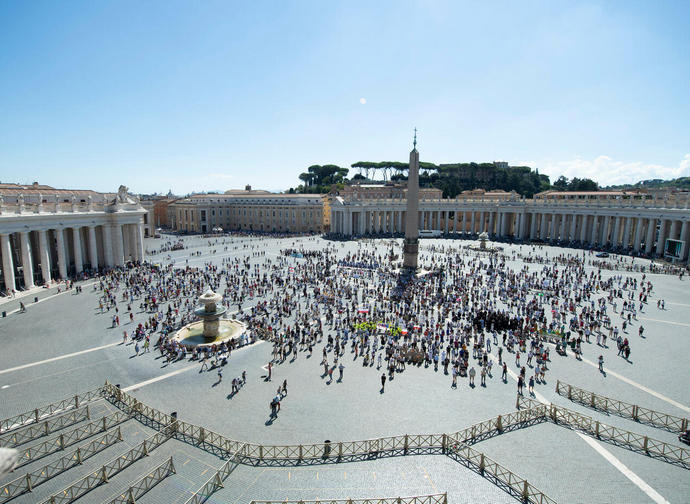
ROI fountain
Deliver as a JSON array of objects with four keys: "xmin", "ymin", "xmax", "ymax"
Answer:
[
  {"xmin": 478, "ymin": 231, "xmax": 489, "ymax": 250},
  {"xmin": 171, "ymin": 289, "xmax": 246, "ymax": 348}
]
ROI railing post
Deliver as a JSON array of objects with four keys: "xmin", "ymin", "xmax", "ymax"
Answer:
[
  {"xmin": 682, "ymin": 418, "xmax": 688, "ymax": 432},
  {"xmin": 76, "ymin": 447, "xmax": 83, "ymax": 464},
  {"xmin": 101, "ymin": 465, "xmax": 108, "ymax": 483},
  {"xmin": 59, "ymin": 433, "xmax": 65, "ymax": 450},
  {"xmin": 259, "ymin": 445, "xmax": 263, "ymax": 460},
  {"xmin": 522, "ymin": 481, "xmax": 529, "ymax": 501},
  {"xmin": 103, "ymin": 416, "xmax": 107, "ymax": 432},
  {"xmin": 75, "ymin": 395, "xmax": 79, "ymax": 409},
  {"xmin": 633, "ymin": 405, "xmax": 639, "ymax": 421},
  {"xmin": 35, "ymin": 409, "xmax": 40, "ymax": 424},
  {"xmin": 479, "ymin": 453, "xmax": 485, "ymax": 473},
  {"xmin": 127, "ymin": 488, "xmax": 135, "ymax": 503},
  {"xmin": 26, "ymin": 473, "xmax": 32, "ymax": 492},
  {"xmin": 443, "ymin": 493, "xmax": 448, "ymax": 504},
  {"xmin": 86, "ymin": 405, "xmax": 91, "ymax": 420},
  {"xmin": 199, "ymin": 427, "xmax": 205, "ymax": 444},
  {"xmin": 338, "ymin": 442, "xmax": 343, "ymax": 459},
  {"xmin": 590, "ymin": 392, "xmax": 595, "ymax": 408},
  {"xmin": 404, "ymin": 434, "xmax": 409, "ymax": 453},
  {"xmin": 550, "ymin": 404, "xmax": 557, "ymax": 423},
  {"xmin": 595, "ymin": 421, "xmax": 600, "ymax": 438},
  {"xmin": 643, "ymin": 436, "xmax": 649, "ymax": 453},
  {"xmin": 496, "ymin": 415, "xmax": 503, "ymax": 433},
  {"xmin": 568, "ymin": 384, "xmax": 572, "ymax": 400},
  {"xmin": 442, "ymin": 434, "xmax": 447, "ymax": 454},
  {"xmin": 143, "ymin": 439, "xmax": 149, "ymax": 455},
  {"xmin": 298, "ymin": 444, "xmax": 303, "ymax": 460}
]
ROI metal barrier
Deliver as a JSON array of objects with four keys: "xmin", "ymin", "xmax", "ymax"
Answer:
[
  {"xmin": 41, "ymin": 427, "xmax": 173, "ymax": 504},
  {"xmin": 15, "ymin": 411, "xmax": 130, "ymax": 468},
  {"xmin": 516, "ymin": 396, "xmax": 690, "ymax": 469},
  {"xmin": 249, "ymin": 494, "xmax": 448, "ymax": 504},
  {"xmin": 183, "ymin": 449, "xmax": 244, "ymax": 504},
  {"xmin": 100, "ymin": 384, "xmax": 558, "ymax": 503},
  {"xmin": 106, "ymin": 457, "xmax": 176, "ymax": 504},
  {"xmin": 0, "ymin": 387, "xmax": 105, "ymax": 434},
  {"xmin": 556, "ymin": 380, "xmax": 689, "ymax": 433},
  {"xmin": 0, "ymin": 406, "xmax": 91, "ymax": 448},
  {"xmin": 0, "ymin": 428, "xmax": 122, "ymax": 504},
  {"xmin": 448, "ymin": 443, "xmax": 557, "ymax": 504}
]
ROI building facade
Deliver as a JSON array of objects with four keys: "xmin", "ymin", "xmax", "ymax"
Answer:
[
  {"xmin": 170, "ymin": 190, "xmax": 325, "ymax": 234},
  {"xmin": 330, "ymin": 188, "xmax": 690, "ymax": 264},
  {"xmin": 0, "ymin": 183, "xmax": 147, "ymax": 294}
]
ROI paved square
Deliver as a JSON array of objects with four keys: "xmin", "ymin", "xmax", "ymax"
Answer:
[{"xmin": 1, "ymin": 234, "xmax": 688, "ymax": 503}]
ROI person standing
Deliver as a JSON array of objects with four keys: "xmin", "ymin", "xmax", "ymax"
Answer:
[{"xmin": 380, "ymin": 373, "xmax": 386, "ymax": 392}]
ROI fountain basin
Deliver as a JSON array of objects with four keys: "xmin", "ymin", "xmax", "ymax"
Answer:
[{"xmin": 172, "ymin": 318, "xmax": 247, "ymax": 349}]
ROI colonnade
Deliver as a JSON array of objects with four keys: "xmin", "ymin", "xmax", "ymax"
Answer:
[
  {"xmin": 0, "ymin": 222, "xmax": 144, "ymax": 293},
  {"xmin": 331, "ymin": 203, "xmax": 690, "ymax": 264}
]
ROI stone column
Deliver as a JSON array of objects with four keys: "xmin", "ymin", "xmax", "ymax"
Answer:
[
  {"xmin": 499, "ymin": 213, "xmax": 506, "ymax": 237},
  {"xmin": 72, "ymin": 227, "xmax": 83, "ymax": 274},
  {"xmin": 453, "ymin": 211, "xmax": 457, "ymax": 234},
  {"xmin": 549, "ymin": 214, "xmax": 556, "ymax": 241},
  {"xmin": 488, "ymin": 212, "xmax": 495, "ymax": 235},
  {"xmin": 580, "ymin": 215, "xmax": 588, "ymax": 243},
  {"xmin": 136, "ymin": 222, "xmax": 144, "ymax": 261},
  {"xmin": 474, "ymin": 212, "xmax": 479, "ymax": 233},
  {"xmin": 633, "ymin": 217, "xmax": 644, "ymax": 252},
  {"xmin": 20, "ymin": 231, "xmax": 34, "ymax": 289},
  {"xmin": 444, "ymin": 211, "xmax": 449, "ymax": 234},
  {"xmin": 590, "ymin": 216, "xmax": 598, "ymax": 245},
  {"xmin": 88, "ymin": 226, "xmax": 99, "ymax": 269},
  {"xmin": 360, "ymin": 211, "xmax": 366, "ymax": 235},
  {"xmin": 102, "ymin": 225, "xmax": 114, "ymax": 267},
  {"xmin": 622, "ymin": 217, "xmax": 632, "ymax": 249},
  {"xmin": 55, "ymin": 228, "xmax": 68, "ymax": 279},
  {"xmin": 656, "ymin": 219, "xmax": 667, "ymax": 255},
  {"xmin": 561, "ymin": 213, "xmax": 568, "ymax": 240},
  {"xmin": 540, "ymin": 214, "xmax": 548, "ymax": 240},
  {"xmin": 612, "ymin": 217, "xmax": 622, "ymax": 247},
  {"xmin": 530, "ymin": 213, "xmax": 537, "ymax": 240},
  {"xmin": 569, "ymin": 213, "xmax": 577, "ymax": 241},
  {"xmin": 38, "ymin": 230, "xmax": 51, "ymax": 284},
  {"xmin": 601, "ymin": 216, "xmax": 610, "ymax": 248},
  {"xmin": 113, "ymin": 224, "xmax": 124, "ymax": 267},
  {"xmin": 1, "ymin": 233, "xmax": 15, "ymax": 293},
  {"xmin": 679, "ymin": 220, "xmax": 689, "ymax": 262},
  {"xmin": 669, "ymin": 219, "xmax": 679, "ymax": 241},
  {"xmin": 645, "ymin": 218, "xmax": 655, "ymax": 254}
]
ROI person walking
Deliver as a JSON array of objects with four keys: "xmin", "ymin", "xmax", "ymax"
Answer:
[
  {"xmin": 380, "ymin": 373, "xmax": 386, "ymax": 392},
  {"xmin": 502, "ymin": 362, "xmax": 508, "ymax": 382},
  {"xmin": 338, "ymin": 362, "xmax": 344, "ymax": 381},
  {"xmin": 469, "ymin": 366, "xmax": 476, "ymax": 387}
]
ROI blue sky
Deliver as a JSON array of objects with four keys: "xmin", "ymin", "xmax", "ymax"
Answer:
[{"xmin": 1, "ymin": 0, "xmax": 688, "ymax": 194}]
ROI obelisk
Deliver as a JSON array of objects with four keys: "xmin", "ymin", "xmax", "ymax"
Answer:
[{"xmin": 403, "ymin": 129, "xmax": 420, "ymax": 270}]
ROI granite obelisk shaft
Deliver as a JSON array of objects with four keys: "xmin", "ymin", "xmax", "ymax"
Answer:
[{"xmin": 403, "ymin": 147, "xmax": 419, "ymax": 270}]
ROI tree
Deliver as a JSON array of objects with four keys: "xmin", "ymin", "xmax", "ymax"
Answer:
[{"xmin": 553, "ymin": 176, "xmax": 569, "ymax": 191}]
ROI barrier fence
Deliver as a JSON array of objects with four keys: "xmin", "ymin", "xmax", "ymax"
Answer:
[
  {"xmin": 106, "ymin": 457, "xmax": 176, "ymax": 504},
  {"xmin": 0, "ymin": 427, "xmax": 122, "ymax": 504},
  {"xmin": 448, "ymin": 443, "xmax": 557, "ymax": 504},
  {"xmin": 41, "ymin": 427, "xmax": 173, "ymax": 504},
  {"xmin": 555, "ymin": 380, "xmax": 689, "ymax": 433},
  {"xmin": 249, "ymin": 494, "xmax": 448, "ymax": 504},
  {"xmin": 0, "ymin": 406, "xmax": 91, "ymax": 448},
  {"xmin": 101, "ymin": 383, "xmax": 557, "ymax": 504},
  {"xmin": 0, "ymin": 387, "xmax": 106, "ymax": 435},
  {"xmin": 15, "ymin": 411, "xmax": 131, "ymax": 468},
  {"xmin": 516, "ymin": 396, "xmax": 690, "ymax": 469},
  {"xmin": 183, "ymin": 450, "xmax": 244, "ymax": 504}
]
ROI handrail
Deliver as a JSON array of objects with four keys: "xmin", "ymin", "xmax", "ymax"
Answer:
[
  {"xmin": 249, "ymin": 494, "xmax": 448, "ymax": 504},
  {"xmin": 0, "ymin": 386, "xmax": 106, "ymax": 435},
  {"xmin": 106, "ymin": 457, "xmax": 176, "ymax": 504},
  {"xmin": 555, "ymin": 380, "xmax": 689, "ymax": 433},
  {"xmin": 183, "ymin": 448, "xmax": 244, "ymax": 504},
  {"xmin": 516, "ymin": 396, "xmax": 690, "ymax": 469}
]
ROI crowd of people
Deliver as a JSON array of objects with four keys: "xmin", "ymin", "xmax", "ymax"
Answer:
[{"xmin": 85, "ymin": 232, "xmax": 677, "ymax": 421}]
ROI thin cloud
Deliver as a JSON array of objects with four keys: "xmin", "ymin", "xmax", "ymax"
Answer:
[{"xmin": 538, "ymin": 154, "xmax": 690, "ymax": 186}]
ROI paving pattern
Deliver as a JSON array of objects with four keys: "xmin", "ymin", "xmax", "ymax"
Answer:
[{"xmin": 1, "ymin": 235, "xmax": 689, "ymax": 503}]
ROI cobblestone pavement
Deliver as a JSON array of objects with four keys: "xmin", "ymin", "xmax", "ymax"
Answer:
[{"xmin": 0, "ymin": 235, "xmax": 688, "ymax": 503}]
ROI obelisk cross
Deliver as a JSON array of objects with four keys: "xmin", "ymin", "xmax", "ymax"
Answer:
[{"xmin": 413, "ymin": 127, "xmax": 417, "ymax": 150}]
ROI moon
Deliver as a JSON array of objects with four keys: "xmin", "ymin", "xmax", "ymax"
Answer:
[{"xmin": 359, "ymin": 97, "xmax": 366, "ymax": 105}]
